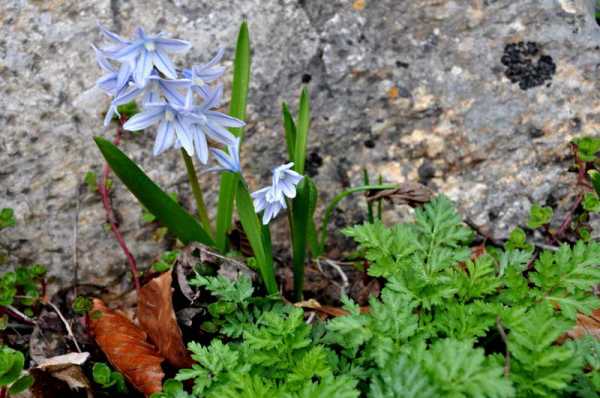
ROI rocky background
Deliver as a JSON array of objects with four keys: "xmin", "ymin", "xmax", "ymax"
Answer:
[{"xmin": 1, "ymin": 0, "xmax": 599, "ymax": 290}]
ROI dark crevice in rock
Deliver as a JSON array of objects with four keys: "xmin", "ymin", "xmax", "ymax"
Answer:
[{"xmin": 110, "ymin": 0, "xmax": 122, "ymax": 32}]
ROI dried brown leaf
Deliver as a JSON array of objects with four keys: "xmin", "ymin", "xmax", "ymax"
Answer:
[
  {"xmin": 366, "ymin": 182, "xmax": 433, "ymax": 207},
  {"xmin": 138, "ymin": 271, "xmax": 193, "ymax": 369},
  {"xmin": 30, "ymin": 352, "xmax": 93, "ymax": 398},
  {"xmin": 90, "ymin": 298, "xmax": 164, "ymax": 397},
  {"xmin": 566, "ymin": 308, "xmax": 600, "ymax": 340},
  {"xmin": 294, "ymin": 299, "xmax": 369, "ymax": 318}
]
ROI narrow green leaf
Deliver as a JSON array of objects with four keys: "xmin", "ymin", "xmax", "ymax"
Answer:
[
  {"xmin": 306, "ymin": 178, "xmax": 320, "ymax": 257},
  {"xmin": 363, "ymin": 169, "xmax": 374, "ymax": 223},
  {"xmin": 235, "ymin": 179, "xmax": 277, "ymax": 295},
  {"xmin": 9, "ymin": 374, "xmax": 34, "ymax": 394},
  {"xmin": 589, "ymin": 170, "xmax": 600, "ymax": 196},
  {"xmin": 290, "ymin": 178, "xmax": 317, "ymax": 300},
  {"xmin": 377, "ymin": 174, "xmax": 384, "ymax": 220},
  {"xmin": 229, "ymin": 21, "xmax": 251, "ymax": 138},
  {"xmin": 94, "ymin": 137, "xmax": 214, "ymax": 247},
  {"xmin": 282, "ymin": 102, "xmax": 297, "ymax": 162},
  {"xmin": 318, "ymin": 184, "xmax": 399, "ymax": 254},
  {"xmin": 215, "ymin": 21, "xmax": 252, "ymax": 253},
  {"xmin": 293, "ymin": 87, "xmax": 311, "ymax": 174}
]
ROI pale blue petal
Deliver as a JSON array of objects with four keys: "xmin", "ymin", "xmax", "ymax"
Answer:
[
  {"xmin": 152, "ymin": 49, "xmax": 177, "ymax": 79},
  {"xmin": 210, "ymin": 147, "xmax": 240, "ymax": 173},
  {"xmin": 123, "ymin": 107, "xmax": 164, "ymax": 131},
  {"xmin": 200, "ymin": 48, "xmax": 224, "ymax": 69},
  {"xmin": 191, "ymin": 84, "xmax": 211, "ymax": 99},
  {"xmin": 98, "ymin": 23, "xmax": 130, "ymax": 45},
  {"xmin": 182, "ymin": 69, "xmax": 192, "ymax": 79},
  {"xmin": 135, "ymin": 27, "xmax": 146, "ymax": 40},
  {"xmin": 103, "ymin": 104, "xmax": 117, "ymax": 127},
  {"xmin": 155, "ymin": 37, "xmax": 191, "ymax": 54},
  {"xmin": 254, "ymin": 197, "xmax": 268, "ymax": 213},
  {"xmin": 92, "ymin": 45, "xmax": 115, "ymax": 72},
  {"xmin": 116, "ymin": 61, "xmax": 134, "ymax": 91},
  {"xmin": 143, "ymin": 88, "xmax": 161, "ymax": 105},
  {"xmin": 96, "ymin": 73, "xmax": 118, "ymax": 93},
  {"xmin": 153, "ymin": 121, "xmax": 175, "ymax": 155},
  {"xmin": 134, "ymin": 50, "xmax": 153, "ymax": 86},
  {"xmin": 174, "ymin": 118, "xmax": 194, "ymax": 156},
  {"xmin": 205, "ymin": 111, "xmax": 245, "ymax": 128},
  {"xmin": 113, "ymin": 86, "xmax": 142, "ymax": 105},
  {"xmin": 279, "ymin": 180, "xmax": 297, "ymax": 198},
  {"xmin": 193, "ymin": 127, "xmax": 209, "ymax": 164},
  {"xmin": 159, "ymin": 80, "xmax": 187, "ymax": 106},
  {"xmin": 108, "ymin": 42, "xmax": 143, "ymax": 62},
  {"xmin": 195, "ymin": 68, "xmax": 225, "ymax": 82},
  {"xmin": 200, "ymin": 83, "xmax": 223, "ymax": 111},
  {"xmin": 203, "ymin": 121, "xmax": 236, "ymax": 146}
]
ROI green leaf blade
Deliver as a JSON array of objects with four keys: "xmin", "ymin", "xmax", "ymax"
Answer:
[
  {"xmin": 94, "ymin": 137, "xmax": 214, "ymax": 247},
  {"xmin": 290, "ymin": 177, "xmax": 317, "ymax": 299},
  {"xmin": 235, "ymin": 178, "xmax": 277, "ymax": 295},
  {"xmin": 294, "ymin": 87, "xmax": 310, "ymax": 174},
  {"xmin": 215, "ymin": 21, "xmax": 251, "ymax": 253},
  {"xmin": 282, "ymin": 102, "xmax": 297, "ymax": 162}
]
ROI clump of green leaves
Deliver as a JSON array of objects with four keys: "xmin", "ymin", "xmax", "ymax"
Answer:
[
  {"xmin": 84, "ymin": 171, "xmax": 98, "ymax": 192},
  {"xmin": 0, "ymin": 265, "xmax": 47, "ymax": 311},
  {"xmin": 0, "ymin": 346, "xmax": 34, "ymax": 395},
  {"xmin": 92, "ymin": 362, "xmax": 127, "ymax": 393},
  {"xmin": 527, "ymin": 204, "xmax": 554, "ymax": 229},
  {"xmin": 163, "ymin": 195, "xmax": 598, "ymax": 398},
  {"xmin": 573, "ymin": 137, "xmax": 600, "ymax": 162},
  {"xmin": 0, "ymin": 208, "xmax": 16, "ymax": 230},
  {"xmin": 72, "ymin": 296, "xmax": 93, "ymax": 315},
  {"xmin": 151, "ymin": 251, "xmax": 179, "ymax": 273}
]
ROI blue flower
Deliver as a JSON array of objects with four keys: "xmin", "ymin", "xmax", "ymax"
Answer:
[
  {"xmin": 123, "ymin": 101, "xmax": 197, "ymax": 156},
  {"xmin": 209, "ymin": 136, "xmax": 241, "ymax": 173},
  {"xmin": 186, "ymin": 85, "xmax": 245, "ymax": 163},
  {"xmin": 111, "ymin": 72, "xmax": 191, "ymax": 108},
  {"xmin": 103, "ymin": 27, "xmax": 191, "ymax": 85},
  {"xmin": 183, "ymin": 48, "xmax": 225, "ymax": 98},
  {"xmin": 252, "ymin": 163, "xmax": 303, "ymax": 224},
  {"xmin": 93, "ymin": 45, "xmax": 133, "ymax": 98},
  {"xmin": 271, "ymin": 163, "xmax": 303, "ymax": 199},
  {"xmin": 252, "ymin": 186, "xmax": 287, "ymax": 225}
]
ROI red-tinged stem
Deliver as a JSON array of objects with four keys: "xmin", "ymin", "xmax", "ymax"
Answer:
[
  {"xmin": 0, "ymin": 305, "xmax": 35, "ymax": 326},
  {"xmin": 99, "ymin": 116, "xmax": 141, "ymax": 293},
  {"xmin": 555, "ymin": 194, "xmax": 584, "ymax": 240},
  {"xmin": 554, "ymin": 146, "xmax": 589, "ymax": 240},
  {"xmin": 0, "ymin": 386, "xmax": 7, "ymax": 398}
]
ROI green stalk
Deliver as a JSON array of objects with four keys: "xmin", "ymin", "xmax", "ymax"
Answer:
[
  {"xmin": 318, "ymin": 184, "xmax": 398, "ymax": 254},
  {"xmin": 215, "ymin": 21, "xmax": 251, "ymax": 253},
  {"xmin": 235, "ymin": 177, "xmax": 277, "ymax": 295},
  {"xmin": 181, "ymin": 149, "xmax": 213, "ymax": 237},
  {"xmin": 377, "ymin": 174, "xmax": 384, "ymax": 220},
  {"xmin": 363, "ymin": 169, "xmax": 375, "ymax": 223}
]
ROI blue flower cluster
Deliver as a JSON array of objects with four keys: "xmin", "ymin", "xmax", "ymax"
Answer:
[
  {"xmin": 93, "ymin": 24, "xmax": 303, "ymax": 225},
  {"xmin": 252, "ymin": 163, "xmax": 303, "ymax": 224},
  {"xmin": 93, "ymin": 24, "xmax": 243, "ymax": 165}
]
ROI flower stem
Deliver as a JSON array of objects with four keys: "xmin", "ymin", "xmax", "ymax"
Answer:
[
  {"xmin": 0, "ymin": 305, "xmax": 35, "ymax": 326},
  {"xmin": 99, "ymin": 116, "xmax": 141, "ymax": 294},
  {"xmin": 181, "ymin": 149, "xmax": 214, "ymax": 237}
]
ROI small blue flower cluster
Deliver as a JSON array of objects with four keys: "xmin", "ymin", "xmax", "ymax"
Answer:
[
  {"xmin": 253, "ymin": 163, "xmax": 303, "ymax": 224},
  {"xmin": 93, "ymin": 24, "xmax": 243, "ymax": 167},
  {"xmin": 93, "ymin": 24, "xmax": 303, "ymax": 224}
]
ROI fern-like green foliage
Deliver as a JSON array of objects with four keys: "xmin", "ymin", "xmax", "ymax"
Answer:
[
  {"xmin": 168, "ymin": 195, "xmax": 599, "ymax": 398},
  {"xmin": 172, "ymin": 307, "xmax": 357, "ymax": 398}
]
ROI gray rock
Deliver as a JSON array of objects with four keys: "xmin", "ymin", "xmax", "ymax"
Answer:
[{"xmin": 1, "ymin": 0, "xmax": 599, "ymax": 290}]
